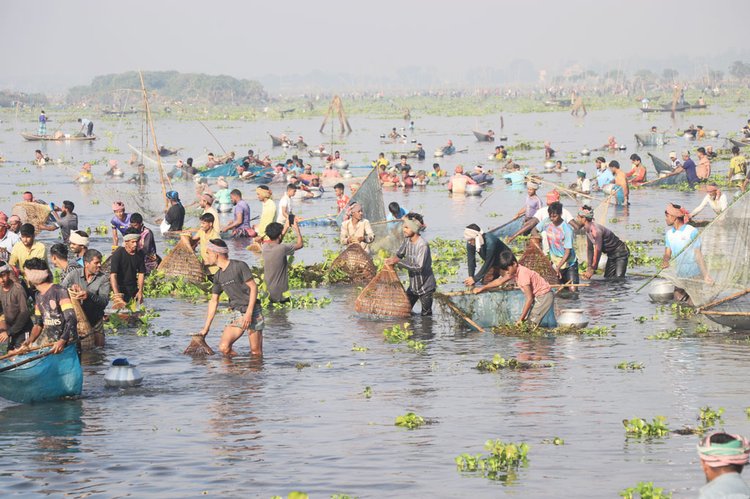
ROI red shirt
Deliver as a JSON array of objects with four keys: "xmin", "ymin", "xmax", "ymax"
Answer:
[{"xmin": 336, "ymin": 194, "xmax": 350, "ymax": 213}]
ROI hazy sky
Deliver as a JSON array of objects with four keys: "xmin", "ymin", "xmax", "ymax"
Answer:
[{"xmin": 3, "ymin": 0, "xmax": 749, "ymax": 93}]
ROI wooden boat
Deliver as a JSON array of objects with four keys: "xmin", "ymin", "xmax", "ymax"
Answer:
[
  {"xmin": 0, "ymin": 344, "xmax": 83, "ymax": 404},
  {"xmin": 102, "ymin": 109, "xmax": 139, "ymax": 116},
  {"xmin": 473, "ymin": 131, "xmax": 495, "ymax": 142},
  {"xmin": 270, "ymin": 134, "xmax": 288, "ymax": 147},
  {"xmin": 21, "ymin": 132, "xmax": 96, "ymax": 141},
  {"xmin": 438, "ymin": 289, "xmax": 557, "ymax": 329},
  {"xmin": 488, "ymin": 215, "xmax": 524, "ymax": 240},
  {"xmin": 729, "ymin": 138, "xmax": 749, "ymax": 148},
  {"xmin": 635, "ymin": 132, "xmax": 667, "ymax": 147},
  {"xmin": 640, "ymin": 105, "xmax": 688, "ymax": 113},
  {"xmin": 648, "ymin": 152, "xmax": 674, "ymax": 175},
  {"xmin": 701, "ymin": 292, "xmax": 750, "ymax": 330},
  {"xmin": 309, "ymin": 150, "xmax": 329, "ymax": 158},
  {"xmin": 642, "ymin": 171, "xmax": 687, "ymax": 188}
]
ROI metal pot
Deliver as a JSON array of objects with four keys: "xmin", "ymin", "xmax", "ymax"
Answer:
[
  {"xmin": 580, "ymin": 149, "xmax": 591, "ymax": 156},
  {"xmin": 332, "ymin": 159, "xmax": 349, "ymax": 170},
  {"xmin": 648, "ymin": 279, "xmax": 675, "ymax": 303},
  {"xmin": 465, "ymin": 184, "xmax": 483, "ymax": 196},
  {"xmin": 104, "ymin": 359, "xmax": 144, "ymax": 388},
  {"xmin": 557, "ymin": 309, "xmax": 589, "ymax": 328}
]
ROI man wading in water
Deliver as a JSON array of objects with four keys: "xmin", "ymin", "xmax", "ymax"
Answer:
[{"xmin": 198, "ymin": 239, "xmax": 264, "ymax": 356}]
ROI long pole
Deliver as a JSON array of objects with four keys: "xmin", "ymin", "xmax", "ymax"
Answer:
[{"xmin": 138, "ymin": 70, "xmax": 171, "ymax": 210}]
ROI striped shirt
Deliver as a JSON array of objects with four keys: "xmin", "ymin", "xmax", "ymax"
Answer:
[{"xmin": 396, "ymin": 236, "xmax": 436, "ymax": 296}]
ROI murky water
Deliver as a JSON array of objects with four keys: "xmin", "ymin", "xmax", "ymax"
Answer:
[{"xmin": 0, "ymin": 106, "xmax": 748, "ymax": 497}]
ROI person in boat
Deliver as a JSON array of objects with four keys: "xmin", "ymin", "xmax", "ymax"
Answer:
[
  {"xmin": 38, "ymin": 110, "xmax": 47, "ymax": 136},
  {"xmin": 206, "ymin": 152, "xmax": 220, "ymax": 169},
  {"xmin": 263, "ymin": 220, "xmax": 304, "ymax": 304},
  {"xmin": 105, "ymin": 159, "xmax": 124, "ymax": 178},
  {"xmin": 592, "ymin": 157, "xmax": 613, "ymax": 192},
  {"xmin": 372, "ymin": 152, "xmax": 390, "ymax": 169},
  {"xmin": 463, "ymin": 223, "xmax": 512, "ymax": 286},
  {"xmin": 690, "ymin": 184, "xmax": 728, "ymax": 219},
  {"xmin": 662, "ymin": 203, "xmax": 712, "ymax": 303},
  {"xmin": 221, "ymin": 189, "xmax": 256, "ymax": 238},
  {"xmin": 129, "ymin": 213, "xmax": 160, "ymax": 274},
  {"xmin": 75, "ymin": 162, "xmax": 94, "ymax": 183},
  {"xmin": 412, "ymin": 143, "xmax": 426, "ymax": 160},
  {"xmin": 128, "ymin": 163, "xmax": 148, "ymax": 185},
  {"xmin": 62, "ymin": 249, "xmax": 110, "ymax": 348},
  {"xmin": 447, "ymin": 165, "xmax": 477, "ymax": 193},
  {"xmin": 429, "ymin": 163, "xmax": 446, "ymax": 177},
  {"xmin": 0, "ymin": 261, "xmax": 33, "ymax": 350},
  {"xmin": 486, "ymin": 129, "xmax": 495, "ymax": 140},
  {"xmin": 190, "ymin": 213, "xmax": 221, "ymax": 278},
  {"xmin": 334, "ymin": 183, "xmax": 350, "ymax": 214},
  {"xmin": 385, "ymin": 218, "xmax": 436, "ymax": 316},
  {"xmin": 609, "ymin": 161, "xmax": 629, "ymax": 205},
  {"xmin": 668, "ymin": 151, "xmax": 682, "ymax": 170},
  {"xmin": 441, "ymin": 140, "xmax": 456, "ymax": 155},
  {"xmin": 253, "ymin": 185, "xmax": 276, "ymax": 242},
  {"xmin": 340, "ymin": 202, "xmax": 375, "ymax": 253},
  {"xmin": 728, "ymin": 146, "xmax": 748, "ymax": 191},
  {"xmin": 68, "ymin": 231, "xmax": 89, "ymax": 266},
  {"xmin": 473, "ymin": 250, "xmax": 554, "ymax": 327},
  {"xmin": 110, "ymin": 201, "xmax": 131, "ymax": 248},
  {"xmin": 276, "ymin": 183, "xmax": 296, "ymax": 225},
  {"xmin": 0, "ymin": 213, "xmax": 20, "ymax": 261},
  {"xmin": 17, "ymin": 258, "xmax": 76, "ymax": 355},
  {"xmin": 515, "ymin": 181, "xmax": 543, "ymax": 223},
  {"xmin": 198, "ymin": 239, "xmax": 264, "ymax": 356},
  {"xmin": 9, "ymin": 223, "xmax": 46, "ymax": 278},
  {"xmin": 576, "ymin": 206, "xmax": 629, "ymax": 279},
  {"xmin": 575, "ymin": 170, "xmax": 591, "ymax": 194},
  {"xmin": 696, "ymin": 147, "xmax": 712, "ymax": 182},
  {"xmin": 537, "ymin": 201, "xmax": 579, "ymax": 289},
  {"xmin": 494, "ymin": 145, "xmax": 508, "ymax": 160},
  {"xmin": 625, "ymin": 154, "xmax": 647, "ymax": 186},
  {"xmin": 215, "ymin": 177, "xmax": 232, "ymax": 212},
  {"xmin": 388, "ymin": 127, "xmax": 400, "ymax": 140},
  {"xmin": 77, "ymin": 118, "xmax": 94, "ymax": 137},
  {"xmin": 199, "ymin": 193, "xmax": 219, "ymax": 225},
  {"xmin": 34, "ymin": 149, "xmax": 47, "ymax": 166},
  {"xmin": 544, "ymin": 141, "xmax": 555, "ymax": 160},
  {"xmin": 49, "ymin": 243, "xmax": 80, "ymax": 283},
  {"xmin": 696, "ymin": 432, "xmax": 750, "ymax": 498},
  {"xmin": 470, "ymin": 165, "xmax": 492, "ymax": 184},
  {"xmin": 163, "ymin": 191, "xmax": 185, "ymax": 232},
  {"xmin": 110, "ymin": 230, "xmax": 146, "ymax": 306}
]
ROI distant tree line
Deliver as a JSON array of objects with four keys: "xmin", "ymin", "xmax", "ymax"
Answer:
[
  {"xmin": 0, "ymin": 90, "xmax": 49, "ymax": 108},
  {"xmin": 66, "ymin": 71, "xmax": 268, "ymax": 107}
]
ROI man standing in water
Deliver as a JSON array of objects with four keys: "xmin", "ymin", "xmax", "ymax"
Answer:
[
  {"xmin": 662, "ymin": 203, "xmax": 712, "ymax": 303},
  {"xmin": 263, "ymin": 220, "xmax": 303, "ymax": 304},
  {"xmin": 63, "ymin": 249, "xmax": 110, "ymax": 348},
  {"xmin": 0, "ymin": 261, "xmax": 33, "ymax": 350},
  {"xmin": 110, "ymin": 230, "xmax": 146, "ymax": 306},
  {"xmin": 697, "ymin": 432, "xmax": 750, "ymax": 498},
  {"xmin": 608, "ymin": 160, "xmax": 629, "ymax": 205},
  {"xmin": 385, "ymin": 218, "xmax": 436, "ymax": 316},
  {"xmin": 198, "ymin": 239, "xmax": 264, "ymax": 356},
  {"xmin": 576, "ymin": 206, "xmax": 630, "ymax": 279}
]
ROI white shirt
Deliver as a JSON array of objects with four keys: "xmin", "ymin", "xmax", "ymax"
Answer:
[
  {"xmin": 690, "ymin": 192, "xmax": 728, "ymax": 217},
  {"xmin": 0, "ymin": 230, "xmax": 20, "ymax": 256},
  {"xmin": 533, "ymin": 206, "xmax": 575, "ymax": 223},
  {"xmin": 276, "ymin": 195, "xmax": 294, "ymax": 223}
]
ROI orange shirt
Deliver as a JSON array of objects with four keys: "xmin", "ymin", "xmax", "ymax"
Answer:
[{"xmin": 513, "ymin": 264, "xmax": 551, "ymax": 297}]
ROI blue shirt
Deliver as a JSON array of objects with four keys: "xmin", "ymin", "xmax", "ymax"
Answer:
[
  {"xmin": 683, "ymin": 158, "xmax": 699, "ymax": 183},
  {"xmin": 233, "ymin": 200, "xmax": 252, "ymax": 229},
  {"xmin": 665, "ymin": 223, "xmax": 700, "ymax": 277},
  {"xmin": 699, "ymin": 472, "xmax": 750, "ymax": 499},
  {"xmin": 111, "ymin": 213, "xmax": 132, "ymax": 235},
  {"xmin": 596, "ymin": 168, "xmax": 614, "ymax": 188},
  {"xmin": 386, "ymin": 207, "xmax": 409, "ymax": 221}
]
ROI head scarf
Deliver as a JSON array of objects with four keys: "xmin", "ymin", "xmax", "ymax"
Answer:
[
  {"xmin": 8, "ymin": 215, "xmax": 20, "ymax": 225},
  {"xmin": 577, "ymin": 170, "xmax": 586, "ymax": 178},
  {"xmin": 202, "ymin": 193, "xmax": 215, "ymax": 204},
  {"xmin": 112, "ymin": 201, "xmax": 125, "ymax": 212},
  {"xmin": 527, "ymin": 181, "xmax": 539, "ymax": 190},
  {"xmin": 69, "ymin": 232, "xmax": 89, "ymax": 246},
  {"xmin": 463, "ymin": 227, "xmax": 484, "ymax": 253},
  {"xmin": 25, "ymin": 268, "xmax": 50, "ymax": 285},
  {"xmin": 207, "ymin": 242, "xmax": 229, "ymax": 254},
  {"xmin": 403, "ymin": 218, "xmax": 420, "ymax": 234},
  {"xmin": 578, "ymin": 208, "xmax": 595, "ymax": 220},
  {"xmin": 0, "ymin": 262, "xmax": 11, "ymax": 274},
  {"xmin": 669, "ymin": 151, "xmax": 677, "ymax": 159},
  {"xmin": 255, "ymin": 186, "xmax": 272, "ymax": 200},
  {"xmin": 123, "ymin": 233, "xmax": 140, "ymax": 242},
  {"xmin": 346, "ymin": 202, "xmax": 362, "ymax": 218},
  {"xmin": 546, "ymin": 190, "xmax": 560, "ymax": 203},
  {"xmin": 166, "ymin": 190, "xmax": 180, "ymax": 202},
  {"xmin": 666, "ymin": 203, "xmax": 686, "ymax": 218},
  {"xmin": 698, "ymin": 433, "xmax": 750, "ymax": 468}
]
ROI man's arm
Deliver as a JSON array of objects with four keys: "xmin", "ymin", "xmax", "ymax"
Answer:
[
  {"xmin": 291, "ymin": 221, "xmax": 303, "ymax": 250},
  {"xmin": 689, "ymin": 195, "xmax": 709, "ymax": 218},
  {"xmin": 198, "ymin": 294, "xmax": 220, "ymax": 337},
  {"xmin": 517, "ymin": 285, "xmax": 534, "ymax": 323},
  {"xmin": 135, "ymin": 273, "xmax": 145, "ymax": 303}
]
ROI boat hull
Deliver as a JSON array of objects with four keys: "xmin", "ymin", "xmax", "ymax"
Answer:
[
  {"xmin": 442, "ymin": 289, "xmax": 557, "ymax": 329},
  {"xmin": 0, "ymin": 345, "xmax": 83, "ymax": 404}
]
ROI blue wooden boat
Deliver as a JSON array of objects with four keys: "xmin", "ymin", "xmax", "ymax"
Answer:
[
  {"xmin": 0, "ymin": 345, "xmax": 82, "ymax": 404},
  {"xmin": 644, "ymin": 172, "xmax": 687, "ymax": 188},
  {"xmin": 487, "ymin": 215, "xmax": 524, "ymax": 240},
  {"xmin": 440, "ymin": 289, "xmax": 557, "ymax": 329}
]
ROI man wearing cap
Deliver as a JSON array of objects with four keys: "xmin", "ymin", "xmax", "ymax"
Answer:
[
  {"xmin": 609, "ymin": 161, "xmax": 629, "ymax": 205},
  {"xmin": 198, "ymin": 239, "xmax": 264, "ymax": 356},
  {"xmin": 69, "ymin": 230, "xmax": 89, "ymax": 266},
  {"xmin": 668, "ymin": 151, "xmax": 682, "ymax": 170},
  {"xmin": 575, "ymin": 170, "xmax": 591, "ymax": 194},
  {"xmin": 697, "ymin": 432, "xmax": 750, "ymax": 498},
  {"xmin": 164, "ymin": 190, "xmax": 185, "ymax": 232},
  {"xmin": 385, "ymin": 218, "xmax": 436, "ymax": 316},
  {"xmin": 222, "ymin": 189, "xmax": 256, "ymax": 238},
  {"xmin": 199, "ymin": 192, "xmax": 219, "ymax": 225},
  {"xmin": 663, "ymin": 203, "xmax": 712, "ymax": 302},
  {"xmin": 110, "ymin": 201, "xmax": 131, "ymax": 247},
  {"xmin": 593, "ymin": 157, "xmax": 614, "ymax": 191},
  {"xmin": 340, "ymin": 203, "xmax": 374, "ymax": 253},
  {"xmin": 63, "ymin": 249, "xmax": 110, "ymax": 348},
  {"xmin": 577, "ymin": 206, "xmax": 629, "ymax": 279},
  {"xmin": 463, "ymin": 223, "xmax": 511, "ymax": 286},
  {"xmin": 110, "ymin": 229, "xmax": 146, "ymax": 306},
  {"xmin": 0, "ymin": 212, "xmax": 20, "ymax": 261},
  {"xmin": 447, "ymin": 165, "xmax": 477, "ymax": 193},
  {"xmin": 690, "ymin": 184, "xmax": 728, "ymax": 219},
  {"xmin": 9, "ymin": 223, "xmax": 46, "ymax": 275},
  {"xmin": 0, "ymin": 261, "xmax": 33, "ymax": 350},
  {"xmin": 696, "ymin": 147, "xmax": 712, "ymax": 181}
]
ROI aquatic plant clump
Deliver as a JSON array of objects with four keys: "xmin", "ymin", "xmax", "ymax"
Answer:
[
  {"xmin": 394, "ymin": 412, "xmax": 426, "ymax": 430},
  {"xmin": 476, "ymin": 354, "xmax": 553, "ymax": 372},
  {"xmin": 616, "ymin": 361, "xmax": 645, "ymax": 370},
  {"xmin": 455, "ymin": 440, "xmax": 530, "ymax": 483},
  {"xmin": 623, "ymin": 416, "xmax": 670, "ymax": 438},
  {"xmin": 620, "ymin": 481, "xmax": 672, "ymax": 499},
  {"xmin": 382, "ymin": 323, "xmax": 425, "ymax": 351}
]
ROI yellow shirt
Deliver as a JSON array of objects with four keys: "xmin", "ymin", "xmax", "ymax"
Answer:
[
  {"xmin": 729, "ymin": 155, "xmax": 747, "ymax": 177},
  {"xmin": 9, "ymin": 241, "xmax": 47, "ymax": 271},
  {"xmin": 197, "ymin": 228, "xmax": 221, "ymax": 274},
  {"xmin": 257, "ymin": 198, "xmax": 276, "ymax": 239},
  {"xmin": 372, "ymin": 158, "xmax": 390, "ymax": 168}
]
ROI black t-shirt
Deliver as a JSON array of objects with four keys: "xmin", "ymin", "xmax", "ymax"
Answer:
[
  {"xmin": 165, "ymin": 204, "xmax": 185, "ymax": 231},
  {"xmin": 110, "ymin": 247, "xmax": 146, "ymax": 293},
  {"xmin": 212, "ymin": 260, "xmax": 255, "ymax": 313}
]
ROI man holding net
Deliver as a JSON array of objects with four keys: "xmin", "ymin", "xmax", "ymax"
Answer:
[{"xmin": 662, "ymin": 203, "xmax": 713, "ymax": 303}]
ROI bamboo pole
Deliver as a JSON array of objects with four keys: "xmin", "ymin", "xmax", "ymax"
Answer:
[
  {"xmin": 530, "ymin": 176, "xmax": 596, "ymax": 201},
  {"xmin": 698, "ymin": 289, "xmax": 750, "ymax": 312},
  {"xmin": 437, "ymin": 295, "xmax": 486, "ymax": 333},
  {"xmin": 138, "ymin": 70, "xmax": 171, "ymax": 210},
  {"xmin": 0, "ymin": 341, "xmax": 55, "ymax": 361},
  {"xmin": 439, "ymin": 283, "xmax": 591, "ymax": 297},
  {"xmin": 700, "ymin": 310, "xmax": 750, "ymax": 317}
]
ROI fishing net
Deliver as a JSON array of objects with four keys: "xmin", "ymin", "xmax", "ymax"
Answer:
[
  {"xmin": 157, "ymin": 236, "xmax": 206, "ymax": 284},
  {"xmin": 661, "ymin": 191, "xmax": 750, "ymax": 311},
  {"xmin": 12, "ymin": 202, "xmax": 51, "ymax": 233},
  {"xmin": 69, "ymin": 295, "xmax": 94, "ymax": 350},
  {"xmin": 335, "ymin": 167, "xmax": 385, "ymax": 226},
  {"xmin": 355, "ymin": 265, "xmax": 411, "ymax": 318},
  {"xmin": 184, "ymin": 334, "xmax": 215, "ymax": 356},
  {"xmin": 518, "ymin": 240, "xmax": 557, "ymax": 284},
  {"xmin": 330, "ymin": 243, "xmax": 377, "ymax": 283}
]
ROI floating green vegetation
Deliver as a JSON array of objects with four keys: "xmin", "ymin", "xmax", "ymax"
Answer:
[
  {"xmin": 455, "ymin": 440, "xmax": 530, "ymax": 483},
  {"xmin": 491, "ymin": 323, "xmax": 614, "ymax": 337},
  {"xmin": 144, "ymin": 271, "xmax": 210, "ymax": 301},
  {"xmin": 623, "ymin": 416, "xmax": 670, "ymax": 438},
  {"xmin": 265, "ymin": 292, "xmax": 332, "ymax": 310},
  {"xmin": 646, "ymin": 328, "xmax": 684, "ymax": 340},
  {"xmin": 656, "ymin": 303, "xmax": 695, "ymax": 318},
  {"xmin": 104, "ymin": 306, "xmax": 161, "ymax": 336},
  {"xmin": 351, "ymin": 344, "xmax": 368, "ymax": 352},
  {"xmin": 394, "ymin": 412, "xmax": 426, "ymax": 430},
  {"xmin": 695, "ymin": 323, "xmax": 710, "ymax": 334},
  {"xmin": 271, "ymin": 492, "xmax": 309, "ymax": 499},
  {"xmin": 295, "ymin": 362, "xmax": 311, "ymax": 370},
  {"xmin": 383, "ymin": 323, "xmax": 425, "ymax": 351},
  {"xmin": 476, "ymin": 353, "xmax": 553, "ymax": 372},
  {"xmin": 616, "ymin": 361, "xmax": 645, "ymax": 370},
  {"xmin": 363, "ymin": 386, "xmax": 372, "ymax": 398},
  {"xmin": 697, "ymin": 406, "xmax": 724, "ymax": 433},
  {"xmin": 620, "ymin": 481, "xmax": 672, "ymax": 499},
  {"xmin": 540, "ymin": 437, "xmax": 565, "ymax": 445},
  {"xmin": 625, "ymin": 240, "xmax": 661, "ymax": 269}
]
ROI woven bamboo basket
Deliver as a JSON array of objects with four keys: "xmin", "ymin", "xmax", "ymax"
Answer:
[
  {"xmin": 354, "ymin": 265, "xmax": 411, "ymax": 318},
  {"xmin": 330, "ymin": 244, "xmax": 377, "ymax": 283},
  {"xmin": 70, "ymin": 295, "xmax": 94, "ymax": 350},
  {"xmin": 157, "ymin": 235, "xmax": 206, "ymax": 284},
  {"xmin": 12, "ymin": 202, "xmax": 51, "ymax": 233},
  {"xmin": 519, "ymin": 239, "xmax": 558, "ymax": 284}
]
